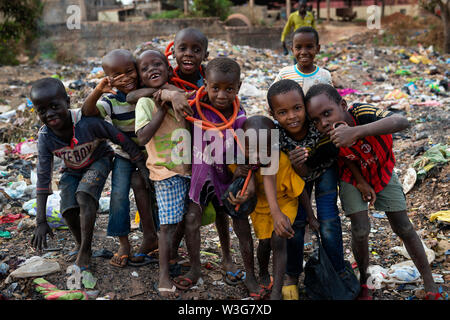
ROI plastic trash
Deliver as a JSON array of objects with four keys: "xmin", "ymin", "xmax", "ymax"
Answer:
[
  {"xmin": 8, "ymin": 256, "xmax": 61, "ymax": 279},
  {"xmin": 384, "ymin": 89, "xmax": 408, "ymax": 100},
  {"xmin": 0, "ymin": 262, "xmax": 9, "ymax": 275},
  {"xmin": 3, "ymin": 181, "xmax": 27, "ymax": 199},
  {"xmin": 402, "ymin": 167, "xmax": 417, "ymax": 194},
  {"xmin": 81, "ymin": 270, "xmax": 97, "ymax": 289},
  {"xmin": 14, "ymin": 140, "xmax": 37, "ymax": 155},
  {"xmin": 429, "ymin": 210, "xmax": 450, "ymax": 224},
  {"xmin": 413, "ymin": 144, "xmax": 449, "ymax": 181},
  {"xmin": 22, "ymin": 192, "xmax": 68, "ymax": 229},
  {"xmin": 392, "ymin": 240, "xmax": 435, "ymax": 264}
]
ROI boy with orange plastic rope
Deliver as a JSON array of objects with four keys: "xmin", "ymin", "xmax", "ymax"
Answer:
[{"xmin": 172, "ymin": 57, "xmax": 261, "ymax": 297}]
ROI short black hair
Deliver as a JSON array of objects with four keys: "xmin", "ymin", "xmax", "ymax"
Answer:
[
  {"xmin": 102, "ymin": 49, "xmax": 135, "ymax": 68},
  {"xmin": 30, "ymin": 77, "xmax": 68, "ymax": 101},
  {"xmin": 137, "ymin": 49, "xmax": 168, "ymax": 67},
  {"xmin": 292, "ymin": 26, "xmax": 319, "ymax": 45},
  {"xmin": 205, "ymin": 57, "xmax": 241, "ymax": 83},
  {"xmin": 175, "ymin": 27, "xmax": 208, "ymax": 52},
  {"xmin": 243, "ymin": 115, "xmax": 276, "ymax": 131},
  {"xmin": 305, "ymin": 83, "xmax": 342, "ymax": 106},
  {"xmin": 267, "ymin": 79, "xmax": 305, "ymax": 111}
]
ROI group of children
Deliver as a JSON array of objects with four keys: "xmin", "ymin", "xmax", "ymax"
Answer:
[{"xmin": 30, "ymin": 25, "xmax": 444, "ymax": 300}]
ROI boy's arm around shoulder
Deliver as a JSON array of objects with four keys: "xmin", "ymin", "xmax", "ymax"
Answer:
[{"xmin": 331, "ymin": 113, "xmax": 410, "ymax": 148}]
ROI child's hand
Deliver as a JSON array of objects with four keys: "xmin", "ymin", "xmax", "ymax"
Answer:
[
  {"xmin": 96, "ymin": 77, "xmax": 117, "ymax": 95},
  {"xmin": 30, "ymin": 222, "xmax": 54, "ymax": 251},
  {"xmin": 272, "ymin": 211, "xmax": 295, "ymax": 239},
  {"xmin": 160, "ymin": 90, "xmax": 194, "ymax": 122},
  {"xmin": 330, "ymin": 125, "xmax": 359, "ymax": 148},
  {"xmin": 356, "ymin": 181, "xmax": 376, "ymax": 207},
  {"xmin": 289, "ymin": 147, "xmax": 309, "ymax": 169},
  {"xmin": 307, "ymin": 215, "xmax": 320, "ymax": 233},
  {"xmin": 233, "ymin": 164, "xmax": 252, "ymax": 179},
  {"xmin": 227, "ymin": 190, "xmax": 250, "ymax": 206}
]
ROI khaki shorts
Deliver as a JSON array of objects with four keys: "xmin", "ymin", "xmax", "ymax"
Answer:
[{"xmin": 339, "ymin": 172, "xmax": 407, "ymax": 216}]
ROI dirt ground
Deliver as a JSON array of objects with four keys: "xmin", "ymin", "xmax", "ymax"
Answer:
[{"xmin": 0, "ymin": 13, "xmax": 449, "ymax": 301}]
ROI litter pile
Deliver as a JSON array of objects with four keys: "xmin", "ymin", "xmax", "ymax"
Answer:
[{"xmin": 0, "ymin": 23, "xmax": 449, "ymax": 300}]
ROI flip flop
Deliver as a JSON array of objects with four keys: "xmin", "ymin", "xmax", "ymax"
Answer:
[
  {"xmin": 153, "ymin": 282, "xmax": 181, "ymax": 300},
  {"xmin": 260, "ymin": 276, "xmax": 273, "ymax": 299},
  {"xmin": 224, "ymin": 269, "xmax": 246, "ymax": 286},
  {"xmin": 128, "ymin": 253, "xmax": 158, "ymax": 267},
  {"xmin": 92, "ymin": 249, "xmax": 114, "ymax": 259},
  {"xmin": 109, "ymin": 253, "xmax": 129, "ymax": 268},
  {"xmin": 357, "ymin": 284, "xmax": 373, "ymax": 300},
  {"xmin": 282, "ymin": 284, "xmax": 299, "ymax": 300},
  {"xmin": 425, "ymin": 287, "xmax": 448, "ymax": 300},
  {"xmin": 173, "ymin": 276, "xmax": 203, "ymax": 291},
  {"xmin": 249, "ymin": 288, "xmax": 266, "ymax": 300}
]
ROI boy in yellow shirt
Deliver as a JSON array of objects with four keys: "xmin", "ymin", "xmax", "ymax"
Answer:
[{"xmin": 229, "ymin": 115, "xmax": 319, "ymax": 299}]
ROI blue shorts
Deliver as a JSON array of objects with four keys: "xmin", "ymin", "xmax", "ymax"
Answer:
[
  {"xmin": 153, "ymin": 175, "xmax": 190, "ymax": 225},
  {"xmin": 59, "ymin": 156, "xmax": 113, "ymax": 215}
]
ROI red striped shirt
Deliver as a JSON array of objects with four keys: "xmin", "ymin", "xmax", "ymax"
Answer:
[{"xmin": 338, "ymin": 104, "xmax": 395, "ymax": 193}]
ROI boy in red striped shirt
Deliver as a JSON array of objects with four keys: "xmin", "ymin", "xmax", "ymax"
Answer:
[{"xmin": 305, "ymin": 84, "xmax": 443, "ymax": 300}]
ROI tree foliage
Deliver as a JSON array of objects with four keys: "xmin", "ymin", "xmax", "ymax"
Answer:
[
  {"xmin": 0, "ymin": 0, "xmax": 43, "ymax": 65},
  {"xmin": 192, "ymin": 0, "xmax": 232, "ymax": 21}
]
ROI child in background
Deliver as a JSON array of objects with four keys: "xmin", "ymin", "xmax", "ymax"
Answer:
[
  {"xmin": 232, "ymin": 115, "xmax": 319, "ymax": 300},
  {"xmin": 267, "ymin": 80, "xmax": 345, "ymax": 300},
  {"xmin": 305, "ymin": 83, "xmax": 443, "ymax": 300},
  {"xmin": 174, "ymin": 57, "xmax": 255, "ymax": 293},
  {"xmin": 134, "ymin": 49, "xmax": 192, "ymax": 299},
  {"xmin": 30, "ymin": 77, "xmax": 149, "ymax": 271},
  {"xmin": 275, "ymin": 26, "xmax": 332, "ymax": 94},
  {"xmin": 82, "ymin": 49, "xmax": 158, "ymax": 267}
]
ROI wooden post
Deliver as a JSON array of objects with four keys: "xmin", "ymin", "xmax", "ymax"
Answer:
[
  {"xmin": 317, "ymin": 0, "xmax": 320, "ymax": 20},
  {"xmin": 327, "ymin": 0, "xmax": 330, "ymax": 22},
  {"xmin": 249, "ymin": 0, "xmax": 255, "ymax": 23},
  {"xmin": 184, "ymin": 0, "xmax": 188, "ymax": 15}
]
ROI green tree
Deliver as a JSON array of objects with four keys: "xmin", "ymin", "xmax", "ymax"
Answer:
[
  {"xmin": 0, "ymin": 0, "xmax": 43, "ymax": 65},
  {"xmin": 420, "ymin": 0, "xmax": 450, "ymax": 53},
  {"xmin": 192, "ymin": 0, "xmax": 232, "ymax": 21}
]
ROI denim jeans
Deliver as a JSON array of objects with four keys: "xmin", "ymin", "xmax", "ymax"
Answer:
[
  {"xmin": 286, "ymin": 164, "xmax": 345, "ymax": 276},
  {"xmin": 107, "ymin": 156, "xmax": 160, "ymax": 236}
]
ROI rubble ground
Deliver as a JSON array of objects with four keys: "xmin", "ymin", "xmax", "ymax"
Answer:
[{"xmin": 0, "ymin": 16, "xmax": 449, "ymax": 300}]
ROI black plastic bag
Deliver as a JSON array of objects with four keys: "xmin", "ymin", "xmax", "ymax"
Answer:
[
  {"xmin": 304, "ymin": 233, "xmax": 360, "ymax": 300},
  {"xmin": 221, "ymin": 177, "xmax": 257, "ymax": 219}
]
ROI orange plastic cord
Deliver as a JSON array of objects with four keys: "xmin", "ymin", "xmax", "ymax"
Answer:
[{"xmin": 185, "ymin": 86, "xmax": 250, "ymax": 211}]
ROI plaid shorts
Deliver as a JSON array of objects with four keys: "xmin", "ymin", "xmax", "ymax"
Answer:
[{"xmin": 153, "ymin": 175, "xmax": 190, "ymax": 225}]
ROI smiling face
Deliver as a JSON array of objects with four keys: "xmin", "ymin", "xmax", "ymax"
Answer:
[
  {"xmin": 306, "ymin": 93, "xmax": 347, "ymax": 135},
  {"xmin": 137, "ymin": 51, "xmax": 170, "ymax": 88},
  {"xmin": 204, "ymin": 72, "xmax": 240, "ymax": 112},
  {"xmin": 270, "ymin": 89, "xmax": 308, "ymax": 140},
  {"xmin": 102, "ymin": 54, "xmax": 138, "ymax": 94},
  {"xmin": 32, "ymin": 89, "xmax": 71, "ymax": 133},
  {"xmin": 292, "ymin": 32, "xmax": 320, "ymax": 73},
  {"xmin": 174, "ymin": 31, "xmax": 208, "ymax": 76}
]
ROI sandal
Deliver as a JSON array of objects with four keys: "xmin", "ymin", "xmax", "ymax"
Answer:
[
  {"xmin": 153, "ymin": 282, "xmax": 181, "ymax": 300},
  {"xmin": 173, "ymin": 276, "xmax": 203, "ymax": 291},
  {"xmin": 249, "ymin": 288, "xmax": 267, "ymax": 300},
  {"xmin": 128, "ymin": 253, "xmax": 158, "ymax": 267},
  {"xmin": 357, "ymin": 284, "xmax": 373, "ymax": 300},
  {"xmin": 109, "ymin": 253, "xmax": 129, "ymax": 268},
  {"xmin": 224, "ymin": 269, "xmax": 246, "ymax": 286}
]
